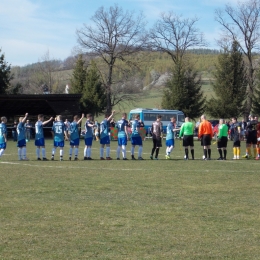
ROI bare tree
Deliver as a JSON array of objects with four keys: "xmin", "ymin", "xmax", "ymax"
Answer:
[
  {"xmin": 24, "ymin": 51, "xmax": 64, "ymax": 94},
  {"xmin": 215, "ymin": 0, "xmax": 260, "ymax": 117},
  {"xmin": 149, "ymin": 12, "xmax": 206, "ymax": 64},
  {"xmin": 76, "ymin": 4, "xmax": 148, "ymax": 114}
]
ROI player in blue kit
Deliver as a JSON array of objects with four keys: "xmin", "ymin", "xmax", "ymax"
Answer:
[
  {"xmin": 130, "ymin": 114, "xmax": 143, "ymax": 160},
  {"xmin": 51, "ymin": 115, "xmax": 68, "ymax": 161},
  {"xmin": 35, "ymin": 114, "xmax": 53, "ymax": 160},
  {"xmin": 100, "ymin": 110, "xmax": 115, "ymax": 160},
  {"xmin": 84, "ymin": 114, "xmax": 96, "ymax": 160},
  {"xmin": 165, "ymin": 117, "xmax": 179, "ymax": 159},
  {"xmin": 17, "ymin": 113, "xmax": 29, "ymax": 160},
  {"xmin": 116, "ymin": 113, "xmax": 129, "ymax": 160},
  {"xmin": 69, "ymin": 113, "xmax": 84, "ymax": 161},
  {"xmin": 0, "ymin": 117, "xmax": 7, "ymax": 159}
]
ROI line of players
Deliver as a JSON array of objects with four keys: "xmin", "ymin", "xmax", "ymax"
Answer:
[
  {"xmin": 0, "ymin": 111, "xmax": 144, "ymax": 161},
  {"xmin": 1, "ymin": 113, "xmax": 260, "ymax": 161}
]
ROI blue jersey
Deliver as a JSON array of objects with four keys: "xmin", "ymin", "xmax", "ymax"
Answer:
[
  {"xmin": 70, "ymin": 121, "xmax": 80, "ymax": 141},
  {"xmin": 100, "ymin": 119, "xmax": 109, "ymax": 139},
  {"xmin": 17, "ymin": 122, "xmax": 26, "ymax": 141},
  {"xmin": 116, "ymin": 119, "xmax": 128, "ymax": 138},
  {"xmin": 85, "ymin": 120, "xmax": 93, "ymax": 138},
  {"xmin": 131, "ymin": 120, "xmax": 140, "ymax": 137},
  {"xmin": 35, "ymin": 121, "xmax": 44, "ymax": 140},
  {"xmin": 166, "ymin": 122, "xmax": 175, "ymax": 140},
  {"xmin": 0, "ymin": 123, "xmax": 7, "ymax": 144},
  {"xmin": 52, "ymin": 121, "xmax": 65, "ymax": 142}
]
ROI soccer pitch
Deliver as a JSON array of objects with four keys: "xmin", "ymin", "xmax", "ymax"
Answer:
[{"xmin": 1, "ymin": 139, "xmax": 260, "ymax": 259}]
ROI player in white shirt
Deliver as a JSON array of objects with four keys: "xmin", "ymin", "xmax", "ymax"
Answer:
[{"xmin": 35, "ymin": 114, "xmax": 53, "ymax": 160}]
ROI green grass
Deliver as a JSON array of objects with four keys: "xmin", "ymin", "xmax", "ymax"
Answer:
[{"xmin": 1, "ymin": 139, "xmax": 260, "ymax": 259}]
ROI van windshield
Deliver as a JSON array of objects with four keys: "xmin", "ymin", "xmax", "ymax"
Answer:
[{"xmin": 178, "ymin": 114, "xmax": 185, "ymax": 123}]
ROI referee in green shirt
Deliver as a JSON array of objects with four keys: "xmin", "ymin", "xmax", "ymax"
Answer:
[
  {"xmin": 179, "ymin": 117, "xmax": 195, "ymax": 160},
  {"xmin": 217, "ymin": 119, "xmax": 228, "ymax": 160}
]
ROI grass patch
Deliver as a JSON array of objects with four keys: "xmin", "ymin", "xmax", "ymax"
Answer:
[{"xmin": 1, "ymin": 139, "xmax": 260, "ymax": 259}]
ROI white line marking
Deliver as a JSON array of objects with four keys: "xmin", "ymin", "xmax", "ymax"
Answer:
[{"xmin": 0, "ymin": 161, "xmax": 258, "ymax": 172}]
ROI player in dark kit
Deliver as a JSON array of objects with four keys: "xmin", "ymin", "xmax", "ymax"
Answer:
[
  {"xmin": 150, "ymin": 115, "xmax": 163, "ymax": 160},
  {"xmin": 230, "ymin": 117, "xmax": 241, "ymax": 159},
  {"xmin": 242, "ymin": 115, "xmax": 258, "ymax": 159}
]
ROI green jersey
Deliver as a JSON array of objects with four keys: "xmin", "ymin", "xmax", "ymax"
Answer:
[
  {"xmin": 218, "ymin": 124, "xmax": 228, "ymax": 138},
  {"xmin": 179, "ymin": 122, "xmax": 194, "ymax": 137}
]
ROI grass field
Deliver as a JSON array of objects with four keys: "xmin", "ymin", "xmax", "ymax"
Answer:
[{"xmin": 1, "ymin": 138, "xmax": 260, "ymax": 259}]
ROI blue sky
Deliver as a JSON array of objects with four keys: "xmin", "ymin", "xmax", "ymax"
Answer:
[{"xmin": 0, "ymin": 0, "xmax": 236, "ymax": 66}]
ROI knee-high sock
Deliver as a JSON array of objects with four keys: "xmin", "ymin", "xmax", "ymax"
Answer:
[
  {"xmin": 117, "ymin": 146, "xmax": 121, "ymax": 158},
  {"xmin": 42, "ymin": 148, "xmax": 46, "ymax": 158},
  {"xmin": 191, "ymin": 149, "xmax": 194, "ymax": 159},
  {"xmin": 155, "ymin": 148, "xmax": 159, "ymax": 158},
  {"xmin": 36, "ymin": 147, "xmax": 40, "ymax": 158},
  {"xmin": 233, "ymin": 147, "xmax": 237, "ymax": 157},
  {"xmin": 223, "ymin": 149, "xmax": 227, "ymax": 159},
  {"xmin": 122, "ymin": 145, "xmax": 126, "ymax": 158},
  {"xmin": 185, "ymin": 148, "xmax": 188, "ymax": 158},
  {"xmin": 100, "ymin": 147, "xmax": 104, "ymax": 157},
  {"xmin": 0, "ymin": 149, "xmax": 5, "ymax": 157},
  {"xmin": 138, "ymin": 146, "xmax": 143, "ymax": 157},
  {"xmin": 106, "ymin": 147, "xmax": 110, "ymax": 157},
  {"xmin": 208, "ymin": 149, "xmax": 211, "ymax": 159},
  {"xmin": 22, "ymin": 147, "xmax": 26, "ymax": 158},
  {"xmin": 18, "ymin": 148, "xmax": 22, "ymax": 159}
]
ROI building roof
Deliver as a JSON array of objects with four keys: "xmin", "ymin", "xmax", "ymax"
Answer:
[{"xmin": 0, "ymin": 94, "xmax": 82, "ymax": 118}]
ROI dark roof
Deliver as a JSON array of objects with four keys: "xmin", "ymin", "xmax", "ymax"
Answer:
[{"xmin": 0, "ymin": 94, "xmax": 82, "ymax": 118}]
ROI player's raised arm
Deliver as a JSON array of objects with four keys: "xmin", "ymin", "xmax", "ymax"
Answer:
[
  {"xmin": 43, "ymin": 117, "xmax": 53, "ymax": 126},
  {"xmin": 77, "ymin": 114, "xmax": 85, "ymax": 125},
  {"xmin": 21, "ymin": 113, "xmax": 28, "ymax": 123},
  {"xmin": 107, "ymin": 110, "xmax": 115, "ymax": 121}
]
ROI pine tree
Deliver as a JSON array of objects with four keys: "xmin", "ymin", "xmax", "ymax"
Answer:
[
  {"xmin": 70, "ymin": 55, "xmax": 87, "ymax": 94},
  {"xmin": 0, "ymin": 49, "xmax": 13, "ymax": 94},
  {"xmin": 252, "ymin": 69, "xmax": 260, "ymax": 115},
  {"xmin": 80, "ymin": 61, "xmax": 106, "ymax": 116},
  {"xmin": 162, "ymin": 62, "xmax": 206, "ymax": 120},
  {"xmin": 207, "ymin": 41, "xmax": 247, "ymax": 118}
]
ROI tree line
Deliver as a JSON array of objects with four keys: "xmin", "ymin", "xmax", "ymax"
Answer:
[{"xmin": 1, "ymin": 0, "xmax": 260, "ymax": 119}]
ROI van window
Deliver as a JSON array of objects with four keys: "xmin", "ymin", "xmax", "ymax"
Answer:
[{"xmin": 144, "ymin": 113, "xmax": 177, "ymax": 121}]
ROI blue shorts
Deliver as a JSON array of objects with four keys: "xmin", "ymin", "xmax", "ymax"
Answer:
[
  {"xmin": 0, "ymin": 143, "xmax": 6, "ymax": 149},
  {"xmin": 70, "ymin": 138, "xmax": 80, "ymax": 146},
  {"xmin": 84, "ymin": 137, "xmax": 93, "ymax": 146},
  {"xmin": 131, "ymin": 136, "xmax": 142, "ymax": 146},
  {"xmin": 17, "ymin": 139, "xmax": 26, "ymax": 147},
  {"xmin": 166, "ymin": 139, "xmax": 174, "ymax": 147},
  {"xmin": 54, "ymin": 141, "xmax": 64, "ymax": 147},
  {"xmin": 35, "ymin": 138, "xmax": 45, "ymax": 147},
  {"xmin": 100, "ymin": 136, "xmax": 110, "ymax": 145},
  {"xmin": 118, "ymin": 137, "xmax": 127, "ymax": 146}
]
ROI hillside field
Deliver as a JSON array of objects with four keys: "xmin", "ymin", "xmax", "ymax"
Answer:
[{"xmin": 1, "ymin": 139, "xmax": 260, "ymax": 259}]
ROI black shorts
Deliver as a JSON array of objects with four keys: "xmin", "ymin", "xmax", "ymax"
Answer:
[
  {"xmin": 246, "ymin": 132, "xmax": 257, "ymax": 145},
  {"xmin": 153, "ymin": 137, "xmax": 162, "ymax": 148},
  {"xmin": 201, "ymin": 134, "xmax": 211, "ymax": 146},
  {"xmin": 183, "ymin": 135, "xmax": 194, "ymax": 147},
  {"xmin": 233, "ymin": 140, "xmax": 241, "ymax": 147},
  {"xmin": 217, "ymin": 136, "xmax": 228, "ymax": 148}
]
